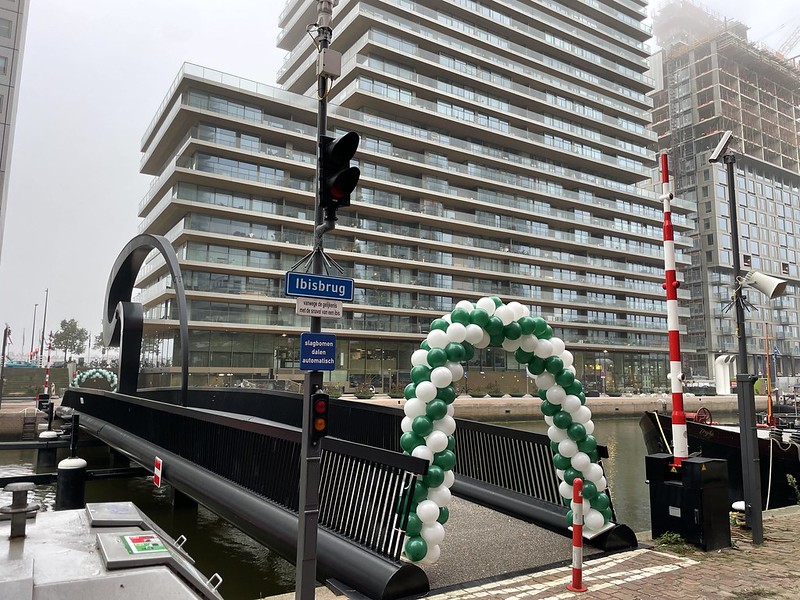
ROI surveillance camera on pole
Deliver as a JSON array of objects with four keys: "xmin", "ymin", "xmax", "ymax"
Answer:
[{"xmin": 708, "ymin": 130, "xmax": 734, "ymax": 163}]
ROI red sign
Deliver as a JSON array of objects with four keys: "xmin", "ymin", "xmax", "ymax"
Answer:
[{"xmin": 153, "ymin": 456, "xmax": 163, "ymax": 488}]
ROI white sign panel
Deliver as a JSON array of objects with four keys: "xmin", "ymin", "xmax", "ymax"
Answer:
[{"xmin": 295, "ymin": 297, "xmax": 343, "ymax": 318}]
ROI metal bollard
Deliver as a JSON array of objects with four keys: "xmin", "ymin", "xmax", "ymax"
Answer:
[
  {"xmin": 567, "ymin": 478, "xmax": 588, "ymax": 593},
  {"xmin": 0, "ymin": 482, "xmax": 40, "ymax": 538},
  {"xmin": 36, "ymin": 430, "xmax": 59, "ymax": 469},
  {"xmin": 55, "ymin": 457, "xmax": 88, "ymax": 510}
]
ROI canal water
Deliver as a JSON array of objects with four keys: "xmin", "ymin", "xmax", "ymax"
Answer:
[{"xmin": 0, "ymin": 415, "xmax": 653, "ymax": 600}]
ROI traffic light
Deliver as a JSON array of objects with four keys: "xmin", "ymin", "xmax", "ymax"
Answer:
[
  {"xmin": 320, "ymin": 131, "xmax": 360, "ymax": 215},
  {"xmin": 310, "ymin": 391, "xmax": 330, "ymax": 445}
]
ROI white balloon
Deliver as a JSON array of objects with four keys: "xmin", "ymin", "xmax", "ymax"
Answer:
[
  {"xmin": 519, "ymin": 335, "xmax": 538, "ymax": 352},
  {"xmin": 411, "ymin": 349, "xmax": 430, "ymax": 367},
  {"xmin": 427, "ymin": 329, "xmax": 448, "ymax": 349},
  {"xmin": 434, "ymin": 415, "xmax": 457, "ymax": 435},
  {"xmin": 547, "ymin": 425, "xmax": 569, "ymax": 442},
  {"xmin": 572, "ymin": 406, "xmax": 592, "ymax": 424},
  {"xmin": 416, "ymin": 500, "xmax": 439, "ymax": 524},
  {"xmin": 559, "ymin": 480, "xmax": 573, "ymax": 499},
  {"xmin": 404, "ymin": 398, "xmax": 427, "ymax": 418},
  {"xmin": 560, "ymin": 350, "xmax": 574, "ymax": 368},
  {"xmin": 596, "ymin": 476, "xmax": 608, "ymax": 492},
  {"xmin": 566, "ymin": 365, "xmax": 576, "ymax": 375},
  {"xmin": 455, "ymin": 300, "xmax": 474, "ymax": 312},
  {"xmin": 562, "ymin": 395, "xmax": 582, "ymax": 413},
  {"xmin": 428, "ymin": 485, "xmax": 452, "ymax": 507},
  {"xmin": 501, "ymin": 338, "xmax": 521, "ymax": 352},
  {"xmin": 546, "ymin": 386, "xmax": 566, "ymax": 404},
  {"xmin": 420, "ymin": 522, "xmax": 446, "ymax": 545},
  {"xmin": 507, "ymin": 301, "xmax": 525, "ymax": 321},
  {"xmin": 585, "ymin": 463, "xmax": 604, "ymax": 483},
  {"xmin": 473, "ymin": 331, "xmax": 491, "ymax": 349},
  {"xmin": 571, "ymin": 452, "xmax": 591, "ymax": 472},
  {"xmin": 426, "ymin": 430, "xmax": 449, "ymax": 453},
  {"xmin": 446, "ymin": 404, "xmax": 455, "ymax": 417},
  {"xmin": 420, "ymin": 543, "xmax": 441, "ymax": 565},
  {"xmin": 534, "ymin": 339, "xmax": 553, "ymax": 358},
  {"xmin": 441, "ymin": 313, "xmax": 452, "ymax": 324},
  {"xmin": 476, "ymin": 296, "xmax": 497, "ymax": 315},
  {"xmin": 465, "ymin": 324, "xmax": 484, "ymax": 344},
  {"xmin": 584, "ymin": 508, "xmax": 605, "ymax": 531},
  {"xmin": 443, "ymin": 469, "xmax": 455, "ymax": 488},
  {"xmin": 430, "ymin": 366, "xmax": 453, "ymax": 388},
  {"xmin": 584, "ymin": 420, "xmax": 595, "ymax": 435},
  {"xmin": 446, "ymin": 361, "xmax": 464, "ymax": 382},
  {"xmin": 549, "ymin": 337, "xmax": 566, "ymax": 355},
  {"xmin": 520, "ymin": 304, "xmax": 531, "ymax": 317},
  {"xmin": 494, "ymin": 304, "xmax": 513, "ymax": 325},
  {"xmin": 401, "ymin": 416, "xmax": 413, "ymax": 433},
  {"xmin": 415, "ymin": 381, "xmax": 437, "ymax": 402},
  {"xmin": 535, "ymin": 373, "xmax": 555, "ymax": 390},
  {"xmin": 556, "ymin": 468, "xmax": 565, "ymax": 480},
  {"xmin": 412, "ymin": 445, "xmax": 434, "ymax": 464},
  {"xmin": 544, "ymin": 415, "xmax": 554, "ymax": 426},
  {"xmin": 558, "ymin": 438, "xmax": 578, "ymax": 458},
  {"xmin": 446, "ymin": 322, "xmax": 467, "ymax": 343}
]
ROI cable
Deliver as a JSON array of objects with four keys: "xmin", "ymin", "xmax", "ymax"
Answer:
[{"xmin": 653, "ymin": 411, "xmax": 672, "ymax": 454}]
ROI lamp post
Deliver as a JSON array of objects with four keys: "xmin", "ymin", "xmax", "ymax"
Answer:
[
  {"xmin": 30, "ymin": 303, "xmax": 38, "ymax": 358},
  {"xmin": 39, "ymin": 288, "xmax": 49, "ymax": 368}
]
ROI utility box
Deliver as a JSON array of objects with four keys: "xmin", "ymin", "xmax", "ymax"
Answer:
[
  {"xmin": 646, "ymin": 453, "xmax": 731, "ymax": 551},
  {"xmin": 36, "ymin": 393, "xmax": 51, "ymax": 411}
]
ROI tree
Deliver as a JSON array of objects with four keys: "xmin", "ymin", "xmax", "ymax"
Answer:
[{"xmin": 51, "ymin": 319, "xmax": 89, "ymax": 362}]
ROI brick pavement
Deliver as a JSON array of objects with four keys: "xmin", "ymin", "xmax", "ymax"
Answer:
[{"xmin": 424, "ymin": 505, "xmax": 800, "ymax": 600}]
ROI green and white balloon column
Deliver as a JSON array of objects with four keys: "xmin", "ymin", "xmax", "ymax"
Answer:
[{"xmin": 400, "ymin": 297, "xmax": 610, "ymax": 564}]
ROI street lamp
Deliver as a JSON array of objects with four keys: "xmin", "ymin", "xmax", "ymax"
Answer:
[{"xmin": 711, "ymin": 131, "xmax": 788, "ymax": 545}]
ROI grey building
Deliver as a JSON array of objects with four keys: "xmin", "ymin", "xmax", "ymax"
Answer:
[
  {"xmin": 0, "ymin": 0, "xmax": 29, "ymax": 263},
  {"xmin": 136, "ymin": 0, "xmax": 691, "ymax": 394},
  {"xmin": 651, "ymin": 0, "xmax": 800, "ymax": 382}
]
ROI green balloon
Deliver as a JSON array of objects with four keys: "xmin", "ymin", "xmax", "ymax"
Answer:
[
  {"xmin": 503, "ymin": 322, "xmax": 521, "ymax": 340},
  {"xmin": 544, "ymin": 356, "xmax": 564, "ymax": 374},
  {"xmin": 485, "ymin": 316, "xmax": 504, "ymax": 336},
  {"xmin": 438, "ymin": 385, "xmax": 457, "ymax": 404},
  {"xmin": 581, "ymin": 480, "xmax": 598, "ymax": 500},
  {"xmin": 400, "ymin": 431, "xmax": 425, "ymax": 452},
  {"xmin": 518, "ymin": 316, "xmax": 535, "ymax": 335},
  {"xmin": 565, "ymin": 510, "xmax": 573, "ymax": 527},
  {"xmin": 446, "ymin": 435, "xmax": 456, "ymax": 451},
  {"xmin": 404, "ymin": 536, "xmax": 428, "ymax": 562},
  {"xmin": 469, "ymin": 308, "xmax": 490, "ymax": 327},
  {"xmin": 412, "ymin": 481, "xmax": 429, "ymax": 503},
  {"xmin": 540, "ymin": 399, "xmax": 560, "ymax": 417},
  {"xmin": 568, "ymin": 423, "xmax": 587, "ymax": 442},
  {"xmin": 423, "ymin": 465, "xmax": 445, "ymax": 488},
  {"xmin": 601, "ymin": 507, "xmax": 613, "ymax": 522},
  {"xmin": 420, "ymin": 340, "xmax": 430, "ymax": 350},
  {"xmin": 427, "ymin": 347, "xmax": 447, "ymax": 367},
  {"xmin": 565, "ymin": 380, "xmax": 583, "ymax": 395},
  {"xmin": 406, "ymin": 512, "xmax": 423, "ymax": 536},
  {"xmin": 426, "ymin": 399, "xmax": 448, "ymax": 420},
  {"xmin": 461, "ymin": 341, "xmax": 475, "ymax": 361},
  {"xmin": 489, "ymin": 332, "xmax": 505, "ymax": 347},
  {"xmin": 552, "ymin": 453, "xmax": 572, "ymax": 470},
  {"xmin": 490, "ymin": 296, "xmax": 503, "ymax": 307},
  {"xmin": 411, "ymin": 365, "xmax": 431, "ymax": 384},
  {"xmin": 437, "ymin": 506, "xmax": 450, "ymax": 524},
  {"xmin": 532, "ymin": 317, "xmax": 548, "ymax": 336},
  {"xmin": 450, "ymin": 307, "xmax": 470, "ymax": 325},
  {"xmin": 412, "ymin": 415, "xmax": 433, "ymax": 437},
  {"xmin": 556, "ymin": 369, "xmax": 575, "ymax": 387},
  {"xmin": 590, "ymin": 492, "xmax": 610, "ymax": 511},
  {"xmin": 433, "ymin": 449, "xmax": 456, "ymax": 471},
  {"xmin": 430, "ymin": 318, "xmax": 449, "ymax": 332},
  {"xmin": 538, "ymin": 389, "xmax": 548, "ymax": 401},
  {"xmin": 588, "ymin": 449, "xmax": 600, "ymax": 462},
  {"xmin": 514, "ymin": 348, "xmax": 534, "ymax": 364},
  {"xmin": 564, "ymin": 468, "xmax": 582, "ymax": 484},
  {"xmin": 445, "ymin": 342, "xmax": 465, "ymax": 362},
  {"xmin": 578, "ymin": 392, "xmax": 586, "ymax": 404},
  {"xmin": 404, "ymin": 383, "xmax": 417, "ymax": 399},
  {"xmin": 578, "ymin": 435, "xmax": 598, "ymax": 454},
  {"xmin": 550, "ymin": 440, "xmax": 560, "ymax": 453},
  {"xmin": 527, "ymin": 356, "xmax": 546, "ymax": 375},
  {"xmin": 553, "ymin": 410, "xmax": 573, "ymax": 429},
  {"xmin": 541, "ymin": 325, "xmax": 553, "ymax": 339}
]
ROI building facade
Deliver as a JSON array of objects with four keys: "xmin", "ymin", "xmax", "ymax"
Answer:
[
  {"xmin": 135, "ymin": 0, "xmax": 692, "ymax": 394},
  {"xmin": 650, "ymin": 0, "xmax": 800, "ymax": 382},
  {"xmin": 0, "ymin": 0, "xmax": 29, "ymax": 263}
]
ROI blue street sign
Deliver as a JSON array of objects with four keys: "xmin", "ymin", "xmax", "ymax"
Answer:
[
  {"xmin": 285, "ymin": 272, "xmax": 354, "ymax": 302},
  {"xmin": 300, "ymin": 333, "xmax": 337, "ymax": 371}
]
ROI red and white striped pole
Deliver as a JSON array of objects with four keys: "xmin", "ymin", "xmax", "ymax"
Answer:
[
  {"xmin": 567, "ymin": 478, "xmax": 587, "ymax": 593},
  {"xmin": 43, "ymin": 333, "xmax": 53, "ymax": 397},
  {"xmin": 661, "ymin": 154, "xmax": 688, "ymax": 465}
]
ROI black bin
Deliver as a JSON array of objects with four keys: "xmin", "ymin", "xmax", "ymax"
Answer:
[
  {"xmin": 646, "ymin": 453, "xmax": 731, "ymax": 551},
  {"xmin": 37, "ymin": 393, "xmax": 51, "ymax": 411}
]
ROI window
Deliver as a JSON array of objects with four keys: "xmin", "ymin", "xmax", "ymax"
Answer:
[
  {"xmin": 0, "ymin": 56, "xmax": 7, "ymax": 76},
  {"xmin": 0, "ymin": 19, "xmax": 11, "ymax": 38}
]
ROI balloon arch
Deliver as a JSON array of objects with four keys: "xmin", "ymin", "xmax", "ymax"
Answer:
[
  {"xmin": 70, "ymin": 368, "xmax": 119, "ymax": 392},
  {"xmin": 399, "ymin": 296, "xmax": 610, "ymax": 564}
]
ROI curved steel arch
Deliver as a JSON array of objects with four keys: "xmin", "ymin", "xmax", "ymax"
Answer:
[{"xmin": 103, "ymin": 234, "xmax": 189, "ymax": 406}]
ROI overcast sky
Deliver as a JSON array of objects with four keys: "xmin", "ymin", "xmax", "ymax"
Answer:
[{"xmin": 0, "ymin": 0, "xmax": 796, "ymax": 357}]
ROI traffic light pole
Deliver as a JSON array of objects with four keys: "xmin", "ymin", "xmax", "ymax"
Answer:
[{"xmin": 295, "ymin": 3, "xmax": 332, "ymax": 598}]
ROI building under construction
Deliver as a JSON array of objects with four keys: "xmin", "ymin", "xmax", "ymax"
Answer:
[{"xmin": 650, "ymin": 0, "xmax": 800, "ymax": 381}]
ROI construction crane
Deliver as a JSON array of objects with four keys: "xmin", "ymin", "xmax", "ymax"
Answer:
[{"xmin": 777, "ymin": 24, "xmax": 800, "ymax": 57}]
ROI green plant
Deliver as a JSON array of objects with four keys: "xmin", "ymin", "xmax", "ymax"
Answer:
[
  {"xmin": 654, "ymin": 531, "xmax": 691, "ymax": 554},
  {"xmin": 787, "ymin": 474, "xmax": 800, "ymax": 505}
]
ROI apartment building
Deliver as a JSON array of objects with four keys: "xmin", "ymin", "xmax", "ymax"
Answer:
[{"xmin": 135, "ymin": 0, "xmax": 691, "ymax": 393}]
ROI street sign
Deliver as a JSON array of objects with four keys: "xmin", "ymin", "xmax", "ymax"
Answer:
[
  {"xmin": 153, "ymin": 456, "xmax": 162, "ymax": 488},
  {"xmin": 300, "ymin": 333, "xmax": 337, "ymax": 371},
  {"xmin": 285, "ymin": 272, "xmax": 354, "ymax": 302},
  {"xmin": 296, "ymin": 297, "xmax": 343, "ymax": 318}
]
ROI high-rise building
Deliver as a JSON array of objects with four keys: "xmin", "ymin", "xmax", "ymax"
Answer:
[
  {"xmin": 0, "ymin": 0, "xmax": 29, "ymax": 263},
  {"xmin": 136, "ymin": 0, "xmax": 691, "ymax": 394},
  {"xmin": 650, "ymin": 0, "xmax": 800, "ymax": 382}
]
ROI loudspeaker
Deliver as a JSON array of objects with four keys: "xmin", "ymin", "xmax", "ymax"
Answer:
[{"xmin": 741, "ymin": 271, "xmax": 788, "ymax": 299}]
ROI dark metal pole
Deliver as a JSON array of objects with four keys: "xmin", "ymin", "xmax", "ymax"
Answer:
[
  {"xmin": 39, "ymin": 288, "xmax": 49, "ymax": 368},
  {"xmin": 0, "ymin": 324, "xmax": 9, "ymax": 408},
  {"xmin": 30, "ymin": 303, "xmax": 38, "ymax": 357},
  {"xmin": 725, "ymin": 153, "xmax": 763, "ymax": 544}
]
